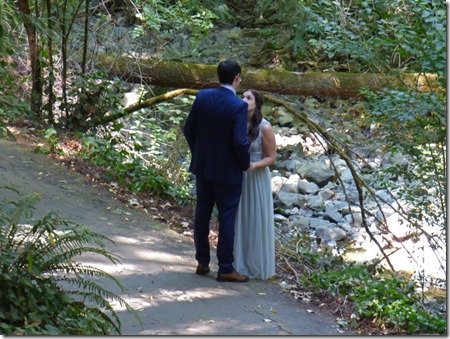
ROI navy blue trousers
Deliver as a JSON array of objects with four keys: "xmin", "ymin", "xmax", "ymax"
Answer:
[{"xmin": 194, "ymin": 176, "xmax": 242, "ymax": 274}]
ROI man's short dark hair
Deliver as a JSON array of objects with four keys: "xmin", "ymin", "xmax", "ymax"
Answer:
[{"xmin": 217, "ymin": 59, "xmax": 241, "ymax": 85}]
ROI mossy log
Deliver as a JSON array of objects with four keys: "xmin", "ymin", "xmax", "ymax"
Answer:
[{"xmin": 94, "ymin": 54, "xmax": 438, "ymax": 98}]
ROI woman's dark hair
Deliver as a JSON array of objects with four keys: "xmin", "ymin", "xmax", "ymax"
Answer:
[
  {"xmin": 246, "ymin": 89, "xmax": 264, "ymax": 143},
  {"xmin": 217, "ymin": 59, "xmax": 241, "ymax": 84}
]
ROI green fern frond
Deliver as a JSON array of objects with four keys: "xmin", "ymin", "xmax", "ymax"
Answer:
[
  {"xmin": 52, "ymin": 265, "xmax": 126, "ymax": 292},
  {"xmin": 4, "ymin": 191, "xmax": 41, "ymax": 228},
  {"xmin": 0, "ymin": 190, "xmax": 140, "ymax": 334},
  {"xmin": 66, "ymin": 288, "xmax": 123, "ymax": 330},
  {"xmin": 40, "ymin": 246, "xmax": 121, "ymax": 270}
]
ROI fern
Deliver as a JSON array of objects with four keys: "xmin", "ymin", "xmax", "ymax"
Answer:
[{"xmin": 0, "ymin": 186, "xmax": 140, "ymax": 335}]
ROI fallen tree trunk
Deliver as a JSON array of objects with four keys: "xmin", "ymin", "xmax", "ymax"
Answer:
[{"xmin": 94, "ymin": 54, "xmax": 439, "ymax": 98}]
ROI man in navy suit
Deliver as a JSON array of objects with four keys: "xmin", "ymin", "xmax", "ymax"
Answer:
[{"xmin": 183, "ymin": 59, "xmax": 251, "ymax": 282}]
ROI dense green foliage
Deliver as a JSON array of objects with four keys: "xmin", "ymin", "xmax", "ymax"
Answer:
[
  {"xmin": 0, "ymin": 187, "xmax": 138, "ymax": 334},
  {"xmin": 362, "ymin": 89, "xmax": 446, "ymax": 230},
  {"xmin": 277, "ymin": 234, "xmax": 446, "ymax": 334},
  {"xmin": 131, "ymin": 0, "xmax": 217, "ymax": 44},
  {"xmin": 310, "ymin": 263, "xmax": 446, "ymax": 334},
  {"xmin": 75, "ymin": 94, "xmax": 194, "ymax": 203},
  {"xmin": 60, "ymin": 71, "xmax": 125, "ymax": 131},
  {"xmin": 0, "ymin": 0, "xmax": 446, "ymax": 335},
  {"xmin": 204, "ymin": 0, "xmax": 446, "ymax": 76},
  {"xmin": 307, "ymin": 0, "xmax": 446, "ymax": 75}
]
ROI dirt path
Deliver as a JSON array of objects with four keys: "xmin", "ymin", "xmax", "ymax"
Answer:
[{"xmin": 0, "ymin": 138, "xmax": 351, "ymax": 335}]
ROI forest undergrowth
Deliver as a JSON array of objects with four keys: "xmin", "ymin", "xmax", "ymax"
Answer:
[
  {"xmin": 1, "ymin": 0, "xmax": 446, "ymax": 334},
  {"xmin": 7, "ymin": 122, "xmax": 445, "ymax": 335}
]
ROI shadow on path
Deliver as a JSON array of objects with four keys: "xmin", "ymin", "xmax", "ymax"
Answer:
[{"xmin": 0, "ymin": 139, "xmax": 352, "ymax": 335}]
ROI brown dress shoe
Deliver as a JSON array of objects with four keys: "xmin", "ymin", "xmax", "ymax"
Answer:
[
  {"xmin": 216, "ymin": 271, "xmax": 249, "ymax": 283},
  {"xmin": 196, "ymin": 263, "xmax": 210, "ymax": 275}
]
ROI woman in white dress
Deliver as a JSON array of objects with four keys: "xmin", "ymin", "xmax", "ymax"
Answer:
[{"xmin": 234, "ymin": 89, "xmax": 277, "ymax": 280}]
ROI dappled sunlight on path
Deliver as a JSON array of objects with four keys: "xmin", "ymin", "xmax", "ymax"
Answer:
[{"xmin": 0, "ymin": 138, "xmax": 349, "ymax": 335}]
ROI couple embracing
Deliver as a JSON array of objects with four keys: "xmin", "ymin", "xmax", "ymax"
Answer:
[{"xmin": 183, "ymin": 59, "xmax": 276, "ymax": 283}]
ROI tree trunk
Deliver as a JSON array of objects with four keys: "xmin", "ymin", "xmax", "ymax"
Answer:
[
  {"xmin": 93, "ymin": 54, "xmax": 439, "ymax": 98},
  {"xmin": 81, "ymin": 0, "xmax": 90, "ymax": 74},
  {"xmin": 45, "ymin": 0, "xmax": 55, "ymax": 124},
  {"xmin": 57, "ymin": 0, "xmax": 83, "ymax": 118},
  {"xmin": 17, "ymin": 0, "xmax": 42, "ymax": 115}
]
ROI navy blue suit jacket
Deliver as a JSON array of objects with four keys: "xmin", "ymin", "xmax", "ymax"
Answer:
[{"xmin": 183, "ymin": 87, "xmax": 250, "ymax": 185}]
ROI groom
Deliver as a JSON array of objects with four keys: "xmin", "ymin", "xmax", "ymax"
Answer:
[{"xmin": 183, "ymin": 59, "xmax": 250, "ymax": 283}]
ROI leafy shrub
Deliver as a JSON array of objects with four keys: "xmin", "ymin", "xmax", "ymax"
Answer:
[
  {"xmin": 78, "ymin": 97, "xmax": 193, "ymax": 203},
  {"xmin": 278, "ymin": 233, "xmax": 446, "ymax": 334},
  {"xmin": 0, "ymin": 63, "xmax": 31, "ymax": 128},
  {"xmin": 131, "ymin": 0, "xmax": 217, "ymax": 55},
  {"xmin": 360, "ymin": 89, "xmax": 446, "ymax": 283},
  {"xmin": 80, "ymin": 127, "xmax": 178, "ymax": 200},
  {"xmin": 59, "ymin": 71, "xmax": 125, "ymax": 132},
  {"xmin": 308, "ymin": 0, "xmax": 446, "ymax": 74},
  {"xmin": 309, "ymin": 264, "xmax": 446, "ymax": 334},
  {"xmin": 0, "ymin": 187, "xmax": 138, "ymax": 335}
]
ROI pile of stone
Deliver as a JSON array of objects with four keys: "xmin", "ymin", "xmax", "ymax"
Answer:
[{"xmin": 266, "ymin": 101, "xmax": 446, "ymax": 286}]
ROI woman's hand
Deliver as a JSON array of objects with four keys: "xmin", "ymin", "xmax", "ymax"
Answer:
[{"xmin": 247, "ymin": 162, "xmax": 255, "ymax": 172}]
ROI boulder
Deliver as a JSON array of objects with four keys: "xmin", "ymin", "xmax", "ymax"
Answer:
[
  {"xmin": 315, "ymin": 225, "xmax": 347, "ymax": 242},
  {"xmin": 298, "ymin": 179, "xmax": 319, "ymax": 195},
  {"xmin": 275, "ymin": 191, "xmax": 302, "ymax": 209},
  {"xmin": 303, "ymin": 163, "xmax": 337, "ymax": 187}
]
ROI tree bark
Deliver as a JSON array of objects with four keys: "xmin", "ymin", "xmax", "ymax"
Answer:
[
  {"xmin": 81, "ymin": 0, "xmax": 90, "ymax": 74},
  {"xmin": 93, "ymin": 54, "xmax": 439, "ymax": 98},
  {"xmin": 17, "ymin": 0, "xmax": 43, "ymax": 115},
  {"xmin": 45, "ymin": 0, "xmax": 55, "ymax": 124},
  {"xmin": 97, "ymin": 88, "xmax": 198, "ymax": 126}
]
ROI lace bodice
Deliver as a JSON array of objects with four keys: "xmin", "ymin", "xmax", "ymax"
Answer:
[{"xmin": 249, "ymin": 119, "xmax": 271, "ymax": 162}]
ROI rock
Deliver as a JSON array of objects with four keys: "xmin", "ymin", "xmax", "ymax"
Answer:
[
  {"xmin": 271, "ymin": 175, "xmax": 286, "ymax": 194},
  {"xmin": 382, "ymin": 151, "xmax": 410, "ymax": 168},
  {"xmin": 323, "ymin": 207, "xmax": 343, "ymax": 223},
  {"xmin": 304, "ymin": 98, "xmax": 319, "ymax": 109},
  {"xmin": 325, "ymin": 200, "xmax": 348, "ymax": 211},
  {"xmin": 349, "ymin": 231, "xmax": 366, "ymax": 248},
  {"xmin": 290, "ymin": 143, "xmax": 305, "ymax": 158},
  {"xmin": 272, "ymin": 106, "xmax": 289, "ymax": 119},
  {"xmin": 274, "ymin": 214, "xmax": 288, "ymax": 222},
  {"xmin": 309, "ymin": 218, "xmax": 332, "ymax": 229},
  {"xmin": 321, "ymin": 181, "xmax": 338, "ymax": 190},
  {"xmin": 306, "ymin": 195, "xmax": 325, "ymax": 211},
  {"xmin": 278, "ymin": 115, "xmax": 294, "ymax": 126},
  {"xmin": 281, "ymin": 174, "xmax": 301, "ymax": 193},
  {"xmin": 315, "ymin": 225, "xmax": 347, "ymax": 242},
  {"xmin": 289, "ymin": 208, "xmax": 314, "ymax": 218},
  {"xmin": 285, "ymin": 207, "xmax": 300, "ymax": 215},
  {"xmin": 341, "ymin": 205, "xmax": 361, "ymax": 215},
  {"xmin": 303, "ymin": 163, "xmax": 337, "ymax": 187},
  {"xmin": 225, "ymin": 27, "xmax": 241, "ymax": 40},
  {"xmin": 339, "ymin": 168, "xmax": 354, "ymax": 182},
  {"xmin": 375, "ymin": 189, "xmax": 394, "ymax": 203},
  {"xmin": 343, "ymin": 212, "xmax": 363, "ymax": 227},
  {"xmin": 298, "ymin": 179, "xmax": 319, "ymax": 195},
  {"xmin": 318, "ymin": 188, "xmax": 335, "ymax": 201},
  {"xmin": 284, "ymin": 159, "xmax": 303, "ymax": 172},
  {"xmin": 289, "ymin": 215, "xmax": 310, "ymax": 227},
  {"xmin": 275, "ymin": 191, "xmax": 302, "ymax": 209},
  {"xmin": 292, "ymin": 122, "xmax": 310, "ymax": 134},
  {"xmin": 339, "ymin": 222, "xmax": 353, "ymax": 234}
]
